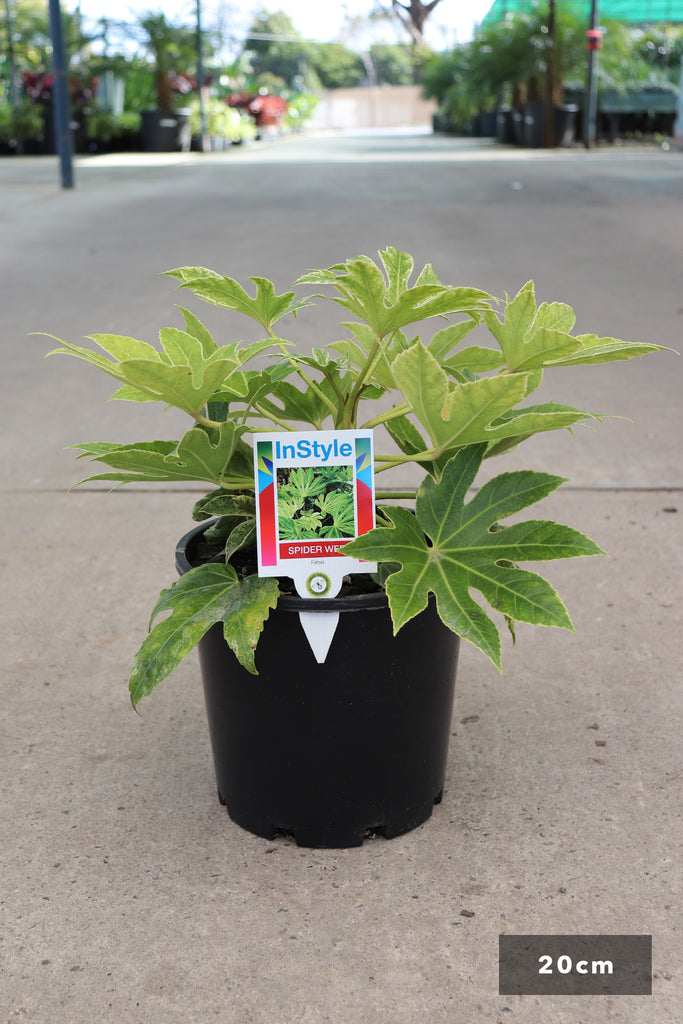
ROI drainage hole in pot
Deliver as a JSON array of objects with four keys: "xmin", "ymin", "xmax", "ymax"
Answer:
[
  {"xmin": 363, "ymin": 825, "xmax": 387, "ymax": 841},
  {"xmin": 272, "ymin": 826, "xmax": 297, "ymax": 840}
]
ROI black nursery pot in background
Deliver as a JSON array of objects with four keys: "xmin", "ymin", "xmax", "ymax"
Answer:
[{"xmin": 177, "ymin": 523, "xmax": 461, "ymax": 848}]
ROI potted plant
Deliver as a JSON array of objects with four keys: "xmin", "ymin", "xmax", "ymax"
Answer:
[
  {"xmin": 136, "ymin": 12, "xmax": 196, "ymax": 152},
  {"xmin": 187, "ymin": 96, "xmax": 256, "ymax": 149},
  {"xmin": 46, "ymin": 247, "xmax": 665, "ymax": 847}
]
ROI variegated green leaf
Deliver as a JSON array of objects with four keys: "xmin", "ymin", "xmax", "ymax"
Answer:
[
  {"xmin": 393, "ymin": 343, "xmax": 593, "ymax": 455},
  {"xmin": 177, "ymin": 306, "xmax": 217, "ymax": 356},
  {"xmin": 392, "ymin": 342, "xmax": 530, "ymax": 451},
  {"xmin": 224, "ymin": 519, "xmax": 257, "ymax": 561},
  {"xmin": 71, "ymin": 422, "xmax": 251, "ymax": 487},
  {"xmin": 414, "ymin": 262, "xmax": 442, "ymax": 286},
  {"xmin": 192, "ymin": 490, "xmax": 256, "ymax": 522},
  {"xmin": 45, "ymin": 333, "xmax": 162, "ymax": 383},
  {"xmin": 297, "ymin": 250, "xmax": 491, "ymax": 338},
  {"xmin": 532, "ymin": 301, "xmax": 576, "ymax": 333},
  {"xmin": 428, "ymin": 319, "xmax": 479, "ymax": 361},
  {"xmin": 482, "ymin": 286, "xmax": 594, "ymax": 371},
  {"xmin": 443, "ymin": 346, "xmax": 506, "ymax": 374},
  {"xmin": 158, "ymin": 327, "xmax": 209, "ymax": 374},
  {"xmin": 115, "ymin": 355, "xmax": 239, "ymax": 417},
  {"xmin": 129, "ymin": 564, "xmax": 280, "ymax": 706},
  {"xmin": 384, "ymin": 415, "xmax": 448, "ymax": 479},
  {"xmin": 345, "ymin": 445, "xmax": 604, "ymax": 668},
  {"xmin": 546, "ymin": 333, "xmax": 669, "ymax": 366},
  {"xmin": 379, "ymin": 245, "xmax": 414, "ymax": 304},
  {"xmin": 164, "ymin": 267, "xmax": 313, "ymax": 329}
]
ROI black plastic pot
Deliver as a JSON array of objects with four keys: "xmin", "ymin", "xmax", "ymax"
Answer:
[
  {"xmin": 496, "ymin": 107, "xmax": 515, "ymax": 145},
  {"xmin": 554, "ymin": 104, "xmax": 579, "ymax": 147},
  {"xmin": 141, "ymin": 110, "xmax": 191, "ymax": 152},
  {"xmin": 522, "ymin": 101, "xmax": 545, "ymax": 148},
  {"xmin": 511, "ymin": 107, "xmax": 524, "ymax": 146},
  {"xmin": 177, "ymin": 522, "xmax": 460, "ymax": 848},
  {"xmin": 475, "ymin": 110, "xmax": 497, "ymax": 138}
]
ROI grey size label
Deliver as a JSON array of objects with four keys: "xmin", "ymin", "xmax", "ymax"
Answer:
[{"xmin": 499, "ymin": 935, "xmax": 652, "ymax": 995}]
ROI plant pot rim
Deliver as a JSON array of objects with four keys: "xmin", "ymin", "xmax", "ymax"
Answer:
[{"xmin": 175, "ymin": 520, "xmax": 390, "ymax": 613}]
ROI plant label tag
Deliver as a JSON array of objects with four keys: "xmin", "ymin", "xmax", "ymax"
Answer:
[{"xmin": 253, "ymin": 429, "xmax": 377, "ymax": 599}]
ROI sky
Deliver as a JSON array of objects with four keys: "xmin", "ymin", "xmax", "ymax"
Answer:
[{"xmin": 72, "ymin": 0, "xmax": 494, "ymax": 49}]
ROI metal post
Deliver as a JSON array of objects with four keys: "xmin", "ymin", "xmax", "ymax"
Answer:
[
  {"xmin": 674, "ymin": 56, "xmax": 683, "ymax": 151},
  {"xmin": 196, "ymin": 0, "xmax": 207, "ymax": 151},
  {"xmin": 584, "ymin": 0, "xmax": 600, "ymax": 149},
  {"xmin": 48, "ymin": 0, "xmax": 74, "ymax": 187},
  {"xmin": 3, "ymin": 0, "xmax": 23, "ymax": 153},
  {"xmin": 543, "ymin": 0, "xmax": 556, "ymax": 148}
]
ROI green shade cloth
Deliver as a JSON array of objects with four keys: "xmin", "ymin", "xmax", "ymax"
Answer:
[{"xmin": 483, "ymin": 0, "xmax": 683, "ymax": 24}]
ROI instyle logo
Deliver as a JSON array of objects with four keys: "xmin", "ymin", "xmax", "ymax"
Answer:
[{"xmin": 274, "ymin": 438, "xmax": 353, "ymax": 462}]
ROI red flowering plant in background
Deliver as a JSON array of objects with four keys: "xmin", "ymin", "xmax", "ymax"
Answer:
[
  {"xmin": 22, "ymin": 71, "xmax": 97, "ymax": 111},
  {"xmin": 227, "ymin": 91, "xmax": 288, "ymax": 128}
]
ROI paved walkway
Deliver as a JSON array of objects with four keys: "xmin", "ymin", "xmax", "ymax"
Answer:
[{"xmin": 1, "ymin": 132, "xmax": 681, "ymax": 1023}]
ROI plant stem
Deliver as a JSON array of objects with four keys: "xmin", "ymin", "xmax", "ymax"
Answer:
[
  {"xmin": 270, "ymin": 332, "xmax": 338, "ymax": 422},
  {"xmin": 216, "ymin": 476, "xmax": 255, "ymax": 491},
  {"xmin": 344, "ymin": 329, "xmax": 395, "ymax": 428},
  {"xmin": 251, "ymin": 403, "xmax": 297, "ymax": 432},
  {"xmin": 361, "ymin": 402, "xmax": 411, "ymax": 429},
  {"xmin": 374, "ymin": 447, "xmax": 440, "ymax": 473},
  {"xmin": 375, "ymin": 490, "xmax": 417, "ymax": 500},
  {"xmin": 195, "ymin": 412, "xmax": 225, "ymax": 430}
]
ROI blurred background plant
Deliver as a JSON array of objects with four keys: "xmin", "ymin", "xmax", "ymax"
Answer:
[{"xmin": 2, "ymin": 2, "xmax": 681, "ymax": 154}]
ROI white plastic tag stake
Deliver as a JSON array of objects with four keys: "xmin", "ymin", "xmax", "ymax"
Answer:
[
  {"xmin": 292, "ymin": 566, "xmax": 343, "ymax": 665},
  {"xmin": 298, "ymin": 611, "xmax": 340, "ymax": 664}
]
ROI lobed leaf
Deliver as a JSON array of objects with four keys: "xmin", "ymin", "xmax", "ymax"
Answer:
[
  {"xmin": 193, "ymin": 490, "xmax": 256, "ymax": 522},
  {"xmin": 482, "ymin": 284, "xmax": 581, "ymax": 371},
  {"xmin": 115, "ymin": 356, "xmax": 239, "ymax": 418},
  {"xmin": 177, "ymin": 305, "xmax": 217, "ymax": 356},
  {"xmin": 428, "ymin": 320, "xmax": 479, "ymax": 362},
  {"xmin": 165, "ymin": 267, "xmax": 313, "ymax": 329},
  {"xmin": 297, "ymin": 249, "xmax": 491, "ymax": 338},
  {"xmin": 546, "ymin": 334, "xmax": 670, "ymax": 366},
  {"xmin": 346, "ymin": 445, "xmax": 604, "ymax": 669},
  {"xmin": 379, "ymin": 245, "xmax": 414, "ymax": 305},
  {"xmin": 71, "ymin": 422, "xmax": 249, "ymax": 487},
  {"xmin": 129, "ymin": 565, "xmax": 280, "ymax": 706},
  {"xmin": 392, "ymin": 342, "xmax": 531, "ymax": 451},
  {"xmin": 443, "ymin": 346, "xmax": 506, "ymax": 374}
]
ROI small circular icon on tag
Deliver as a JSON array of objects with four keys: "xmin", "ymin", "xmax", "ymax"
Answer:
[{"xmin": 306, "ymin": 572, "xmax": 331, "ymax": 597}]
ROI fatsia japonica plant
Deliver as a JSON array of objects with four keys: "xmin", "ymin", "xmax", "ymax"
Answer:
[{"xmin": 46, "ymin": 247, "xmax": 665, "ymax": 707}]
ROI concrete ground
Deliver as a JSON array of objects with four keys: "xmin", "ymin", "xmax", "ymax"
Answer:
[{"xmin": 0, "ymin": 132, "xmax": 681, "ymax": 1023}]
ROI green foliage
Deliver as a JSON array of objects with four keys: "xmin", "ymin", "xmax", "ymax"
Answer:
[
  {"xmin": 426, "ymin": 9, "xmax": 683, "ymax": 125},
  {"xmin": 1, "ymin": 0, "xmax": 92, "ymax": 74},
  {"xmin": 597, "ymin": 21, "xmax": 683, "ymax": 93},
  {"xmin": 83, "ymin": 109, "xmax": 141, "ymax": 142},
  {"xmin": 0, "ymin": 93, "xmax": 42, "ymax": 143},
  {"xmin": 241, "ymin": 10, "xmax": 366, "ymax": 91},
  {"xmin": 187, "ymin": 97, "xmax": 255, "ymax": 142},
  {"xmin": 346, "ymin": 445, "xmax": 603, "ymax": 669},
  {"xmin": 308, "ymin": 43, "xmax": 365, "ymax": 89},
  {"xmin": 282, "ymin": 93, "xmax": 319, "ymax": 132},
  {"xmin": 370, "ymin": 44, "xmax": 417, "ymax": 86},
  {"xmin": 129, "ymin": 565, "xmax": 279, "ymax": 707},
  {"xmin": 244, "ymin": 10, "xmax": 318, "ymax": 91},
  {"xmin": 47, "ymin": 246, "xmax": 667, "ymax": 702},
  {"xmin": 422, "ymin": 45, "xmax": 488, "ymax": 126},
  {"xmin": 136, "ymin": 12, "xmax": 198, "ymax": 110}
]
